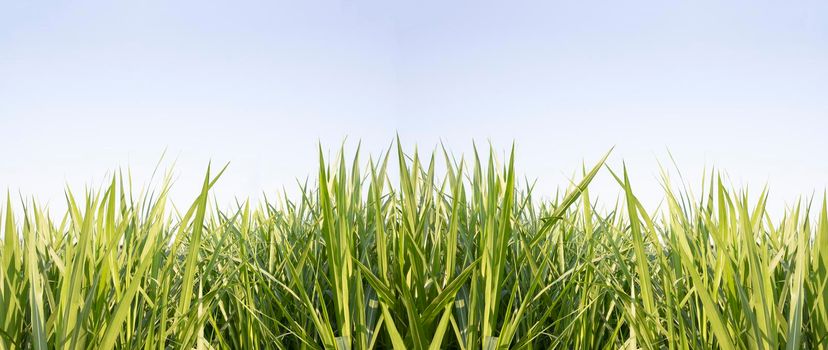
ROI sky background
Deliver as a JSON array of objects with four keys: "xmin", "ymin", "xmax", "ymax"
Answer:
[{"xmin": 1, "ymin": 0, "xmax": 827, "ymax": 214}]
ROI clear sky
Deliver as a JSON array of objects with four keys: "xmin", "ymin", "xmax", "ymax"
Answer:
[{"xmin": 2, "ymin": 0, "xmax": 827, "ymax": 213}]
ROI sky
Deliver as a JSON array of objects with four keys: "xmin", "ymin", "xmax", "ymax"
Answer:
[{"xmin": 1, "ymin": 0, "xmax": 827, "ymax": 214}]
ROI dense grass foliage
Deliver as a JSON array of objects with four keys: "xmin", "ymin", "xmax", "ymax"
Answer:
[{"xmin": 2, "ymin": 143, "xmax": 827, "ymax": 349}]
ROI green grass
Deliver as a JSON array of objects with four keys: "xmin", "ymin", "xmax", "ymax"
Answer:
[{"xmin": 1, "ymin": 141, "xmax": 827, "ymax": 349}]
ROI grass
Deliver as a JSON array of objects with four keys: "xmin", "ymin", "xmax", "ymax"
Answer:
[{"xmin": 1, "ymin": 140, "xmax": 827, "ymax": 349}]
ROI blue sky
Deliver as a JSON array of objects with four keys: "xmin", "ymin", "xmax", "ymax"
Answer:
[{"xmin": 1, "ymin": 0, "xmax": 827, "ymax": 212}]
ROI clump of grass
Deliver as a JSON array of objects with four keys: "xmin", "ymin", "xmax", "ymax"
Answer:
[{"xmin": 1, "ymin": 140, "xmax": 826, "ymax": 349}]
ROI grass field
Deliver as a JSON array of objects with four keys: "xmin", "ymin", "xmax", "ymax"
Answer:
[{"xmin": 1, "ymin": 142, "xmax": 827, "ymax": 349}]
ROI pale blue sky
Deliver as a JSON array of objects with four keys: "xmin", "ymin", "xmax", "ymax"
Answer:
[{"xmin": 2, "ymin": 1, "xmax": 827, "ymax": 212}]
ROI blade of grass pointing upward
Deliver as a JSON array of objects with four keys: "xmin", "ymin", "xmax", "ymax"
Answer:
[
  {"xmin": 536, "ymin": 148, "xmax": 612, "ymax": 241},
  {"xmin": 368, "ymin": 160, "xmax": 406, "ymax": 350},
  {"xmin": 175, "ymin": 162, "xmax": 227, "ymax": 345},
  {"xmin": 1, "ymin": 194, "xmax": 24, "ymax": 350},
  {"xmin": 480, "ymin": 144, "xmax": 515, "ymax": 348},
  {"xmin": 23, "ymin": 203, "xmax": 47, "ymax": 350},
  {"xmin": 620, "ymin": 164, "xmax": 657, "ymax": 346}
]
